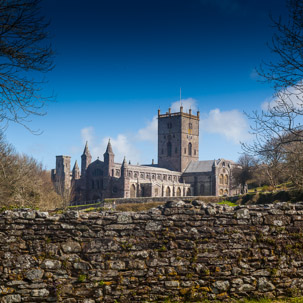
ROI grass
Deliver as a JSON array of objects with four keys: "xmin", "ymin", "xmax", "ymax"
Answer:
[{"xmin": 217, "ymin": 200, "xmax": 237, "ymax": 207}]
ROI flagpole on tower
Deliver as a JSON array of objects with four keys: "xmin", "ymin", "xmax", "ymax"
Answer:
[{"xmin": 180, "ymin": 87, "xmax": 182, "ymax": 106}]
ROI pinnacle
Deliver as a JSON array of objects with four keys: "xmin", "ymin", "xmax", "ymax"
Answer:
[
  {"xmin": 83, "ymin": 141, "xmax": 91, "ymax": 155},
  {"xmin": 73, "ymin": 160, "xmax": 79, "ymax": 171},
  {"xmin": 105, "ymin": 138, "xmax": 114, "ymax": 154}
]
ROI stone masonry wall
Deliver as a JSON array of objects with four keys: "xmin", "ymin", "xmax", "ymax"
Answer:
[{"xmin": 1, "ymin": 201, "xmax": 303, "ymax": 302}]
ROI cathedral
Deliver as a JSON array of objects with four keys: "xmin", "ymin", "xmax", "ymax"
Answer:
[{"xmin": 51, "ymin": 106, "xmax": 242, "ymax": 203}]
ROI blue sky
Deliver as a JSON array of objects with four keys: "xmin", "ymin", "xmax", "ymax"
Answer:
[{"xmin": 5, "ymin": 0, "xmax": 288, "ymax": 169}]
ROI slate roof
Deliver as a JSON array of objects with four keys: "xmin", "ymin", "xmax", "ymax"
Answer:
[{"xmin": 184, "ymin": 160, "xmax": 215, "ymax": 173}]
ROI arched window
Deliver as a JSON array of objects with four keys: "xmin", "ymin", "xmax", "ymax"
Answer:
[
  {"xmin": 130, "ymin": 184, "xmax": 136, "ymax": 198},
  {"xmin": 224, "ymin": 175, "xmax": 228, "ymax": 185},
  {"xmin": 177, "ymin": 187, "xmax": 181, "ymax": 197},
  {"xmin": 188, "ymin": 142, "xmax": 192, "ymax": 156},
  {"xmin": 219, "ymin": 189, "xmax": 224, "ymax": 196},
  {"xmin": 166, "ymin": 187, "xmax": 171, "ymax": 197},
  {"xmin": 224, "ymin": 189, "xmax": 229, "ymax": 195},
  {"xmin": 219, "ymin": 174, "xmax": 224, "ymax": 185},
  {"xmin": 167, "ymin": 142, "xmax": 172, "ymax": 157}
]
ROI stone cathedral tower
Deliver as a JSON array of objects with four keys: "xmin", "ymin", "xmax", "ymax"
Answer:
[{"xmin": 158, "ymin": 106, "xmax": 200, "ymax": 172}]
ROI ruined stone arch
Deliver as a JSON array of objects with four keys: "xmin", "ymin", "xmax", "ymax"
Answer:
[{"xmin": 130, "ymin": 184, "xmax": 136, "ymax": 198}]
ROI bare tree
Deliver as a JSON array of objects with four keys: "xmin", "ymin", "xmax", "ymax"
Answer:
[
  {"xmin": 0, "ymin": 132, "xmax": 62, "ymax": 209},
  {"xmin": 232, "ymin": 154, "xmax": 256, "ymax": 192},
  {"xmin": 243, "ymin": 0, "xmax": 303, "ymax": 188},
  {"xmin": 0, "ymin": 0, "xmax": 54, "ymax": 130}
]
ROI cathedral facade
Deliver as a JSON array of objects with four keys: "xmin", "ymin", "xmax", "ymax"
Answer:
[{"xmin": 51, "ymin": 107, "xmax": 242, "ymax": 203}]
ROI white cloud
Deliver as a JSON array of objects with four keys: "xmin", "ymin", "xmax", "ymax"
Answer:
[
  {"xmin": 137, "ymin": 115, "xmax": 158, "ymax": 143},
  {"xmin": 200, "ymin": 108, "xmax": 250, "ymax": 144},
  {"xmin": 80, "ymin": 127, "xmax": 140, "ymax": 164},
  {"xmin": 81, "ymin": 126, "xmax": 95, "ymax": 145},
  {"xmin": 261, "ymin": 84, "xmax": 303, "ymax": 111},
  {"xmin": 171, "ymin": 98, "xmax": 198, "ymax": 113}
]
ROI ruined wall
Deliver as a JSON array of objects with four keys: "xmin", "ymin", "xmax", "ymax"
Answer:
[{"xmin": 1, "ymin": 201, "xmax": 303, "ymax": 303}]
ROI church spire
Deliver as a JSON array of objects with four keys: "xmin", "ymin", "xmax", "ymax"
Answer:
[
  {"xmin": 81, "ymin": 141, "xmax": 92, "ymax": 177},
  {"xmin": 104, "ymin": 138, "xmax": 115, "ymax": 176},
  {"xmin": 83, "ymin": 141, "xmax": 91, "ymax": 156},
  {"xmin": 105, "ymin": 138, "xmax": 114, "ymax": 155},
  {"xmin": 72, "ymin": 160, "xmax": 80, "ymax": 180}
]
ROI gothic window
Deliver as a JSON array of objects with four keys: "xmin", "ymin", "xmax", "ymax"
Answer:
[
  {"xmin": 219, "ymin": 174, "xmax": 224, "ymax": 185},
  {"xmin": 155, "ymin": 188, "xmax": 159, "ymax": 196},
  {"xmin": 130, "ymin": 184, "xmax": 136, "ymax": 198},
  {"xmin": 175, "ymin": 147, "xmax": 178, "ymax": 154},
  {"xmin": 222, "ymin": 162, "xmax": 226, "ymax": 167},
  {"xmin": 167, "ymin": 142, "xmax": 172, "ymax": 157},
  {"xmin": 166, "ymin": 187, "xmax": 171, "ymax": 197},
  {"xmin": 224, "ymin": 189, "xmax": 229, "ymax": 195},
  {"xmin": 116, "ymin": 169, "xmax": 120, "ymax": 176},
  {"xmin": 177, "ymin": 187, "xmax": 181, "ymax": 196},
  {"xmin": 188, "ymin": 142, "xmax": 192, "ymax": 156},
  {"xmin": 224, "ymin": 175, "xmax": 228, "ymax": 185}
]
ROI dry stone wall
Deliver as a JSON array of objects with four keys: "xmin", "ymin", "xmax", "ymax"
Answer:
[{"xmin": 1, "ymin": 200, "xmax": 303, "ymax": 302}]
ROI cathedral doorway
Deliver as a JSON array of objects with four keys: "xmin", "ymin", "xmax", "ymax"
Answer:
[
  {"xmin": 130, "ymin": 184, "xmax": 136, "ymax": 198},
  {"xmin": 176, "ymin": 187, "xmax": 181, "ymax": 196},
  {"xmin": 166, "ymin": 186, "xmax": 171, "ymax": 197}
]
